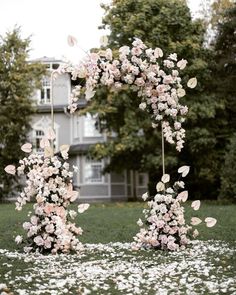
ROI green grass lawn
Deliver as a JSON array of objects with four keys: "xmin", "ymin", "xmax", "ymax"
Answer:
[
  {"xmin": 0, "ymin": 202, "xmax": 235, "ymax": 248},
  {"xmin": 0, "ymin": 202, "xmax": 235, "ymax": 294}
]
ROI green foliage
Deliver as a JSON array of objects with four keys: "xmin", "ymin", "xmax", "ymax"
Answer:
[
  {"xmin": 0, "ymin": 202, "xmax": 235, "ymax": 294},
  {"xmin": 84, "ymin": 0, "xmax": 222, "ymax": 197},
  {"xmin": 213, "ymin": 3, "xmax": 236, "ymax": 132},
  {"xmin": 209, "ymin": 3, "xmax": 236, "ymax": 200},
  {"xmin": 0, "ymin": 27, "xmax": 45, "ymax": 198},
  {"xmin": 220, "ymin": 134, "xmax": 236, "ymax": 202},
  {"xmin": 80, "ymin": 0, "xmax": 232, "ymax": 199}
]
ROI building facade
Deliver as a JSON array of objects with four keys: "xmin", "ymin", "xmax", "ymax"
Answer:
[{"xmin": 30, "ymin": 57, "xmax": 148, "ymax": 201}]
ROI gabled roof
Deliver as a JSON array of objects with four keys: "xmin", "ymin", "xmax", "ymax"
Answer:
[{"xmin": 30, "ymin": 56, "xmax": 63, "ymax": 63}]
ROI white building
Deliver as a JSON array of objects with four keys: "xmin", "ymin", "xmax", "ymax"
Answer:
[{"xmin": 30, "ymin": 57, "xmax": 148, "ymax": 201}]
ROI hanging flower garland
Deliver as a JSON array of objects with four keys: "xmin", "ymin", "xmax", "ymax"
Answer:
[
  {"xmin": 58, "ymin": 37, "xmax": 197, "ymax": 151},
  {"xmin": 132, "ymin": 166, "xmax": 217, "ymax": 251},
  {"xmin": 5, "ymin": 129, "xmax": 89, "ymax": 254}
]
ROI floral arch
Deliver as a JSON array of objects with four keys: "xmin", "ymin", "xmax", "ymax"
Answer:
[{"xmin": 4, "ymin": 37, "xmax": 216, "ymax": 254}]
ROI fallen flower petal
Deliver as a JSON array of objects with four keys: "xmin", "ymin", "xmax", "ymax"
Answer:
[
  {"xmin": 67, "ymin": 35, "xmax": 77, "ymax": 47},
  {"xmin": 192, "ymin": 229, "xmax": 199, "ymax": 238},
  {"xmin": 178, "ymin": 166, "xmax": 190, "ymax": 177},
  {"xmin": 156, "ymin": 181, "xmax": 165, "ymax": 192},
  {"xmin": 191, "ymin": 200, "xmax": 201, "ymax": 211},
  {"xmin": 21, "ymin": 143, "xmax": 32, "ymax": 153},
  {"xmin": 161, "ymin": 174, "xmax": 170, "ymax": 184},
  {"xmin": 78, "ymin": 203, "xmax": 90, "ymax": 213},
  {"xmin": 177, "ymin": 190, "xmax": 188, "ymax": 202},
  {"xmin": 205, "ymin": 217, "xmax": 217, "ymax": 227},
  {"xmin": 191, "ymin": 217, "xmax": 202, "ymax": 226},
  {"xmin": 187, "ymin": 77, "xmax": 197, "ymax": 89},
  {"xmin": 4, "ymin": 165, "xmax": 16, "ymax": 175}
]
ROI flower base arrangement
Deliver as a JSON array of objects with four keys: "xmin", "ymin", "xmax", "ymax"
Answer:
[
  {"xmin": 5, "ymin": 131, "xmax": 89, "ymax": 254},
  {"xmin": 133, "ymin": 166, "xmax": 217, "ymax": 251}
]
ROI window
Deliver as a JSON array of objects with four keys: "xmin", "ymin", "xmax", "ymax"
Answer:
[
  {"xmin": 40, "ymin": 76, "xmax": 51, "ymax": 104},
  {"xmin": 74, "ymin": 115, "xmax": 80, "ymax": 139},
  {"xmin": 84, "ymin": 114, "xmax": 101, "ymax": 137},
  {"xmin": 32, "ymin": 116, "xmax": 59, "ymax": 153},
  {"xmin": 34, "ymin": 129, "xmax": 45, "ymax": 153},
  {"xmin": 84, "ymin": 158, "xmax": 103, "ymax": 183},
  {"xmin": 52, "ymin": 63, "xmax": 59, "ymax": 70},
  {"xmin": 137, "ymin": 173, "xmax": 148, "ymax": 187}
]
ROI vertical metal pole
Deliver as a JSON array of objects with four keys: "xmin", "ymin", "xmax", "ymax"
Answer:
[
  {"xmin": 161, "ymin": 122, "xmax": 165, "ymax": 176},
  {"xmin": 50, "ymin": 72, "xmax": 55, "ymax": 154}
]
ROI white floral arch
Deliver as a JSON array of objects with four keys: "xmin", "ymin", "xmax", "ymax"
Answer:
[{"xmin": 4, "ymin": 37, "xmax": 216, "ymax": 254}]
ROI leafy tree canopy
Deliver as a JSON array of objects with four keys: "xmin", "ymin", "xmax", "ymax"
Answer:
[
  {"xmin": 80, "ymin": 0, "xmax": 228, "ymax": 199},
  {"xmin": 0, "ymin": 27, "xmax": 45, "ymax": 198}
]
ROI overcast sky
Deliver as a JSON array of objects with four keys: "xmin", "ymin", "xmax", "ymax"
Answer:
[{"xmin": 0, "ymin": 0, "xmax": 203, "ymax": 62}]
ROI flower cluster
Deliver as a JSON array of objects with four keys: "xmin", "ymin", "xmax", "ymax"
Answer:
[
  {"xmin": 5, "ymin": 130, "xmax": 89, "ymax": 254},
  {"xmin": 58, "ymin": 37, "xmax": 197, "ymax": 151},
  {"xmin": 133, "ymin": 166, "xmax": 217, "ymax": 251}
]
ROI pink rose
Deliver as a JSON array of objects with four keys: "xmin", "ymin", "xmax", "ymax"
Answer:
[
  {"xmin": 34, "ymin": 235, "xmax": 44, "ymax": 246},
  {"xmin": 44, "ymin": 204, "xmax": 54, "ymax": 215},
  {"xmin": 55, "ymin": 206, "xmax": 66, "ymax": 218},
  {"xmin": 167, "ymin": 241, "xmax": 178, "ymax": 251},
  {"xmin": 160, "ymin": 235, "xmax": 168, "ymax": 244}
]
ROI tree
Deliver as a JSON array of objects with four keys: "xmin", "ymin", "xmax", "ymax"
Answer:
[
  {"xmin": 198, "ymin": 0, "xmax": 234, "ymax": 30},
  {"xmin": 197, "ymin": 0, "xmax": 234, "ymax": 47},
  {"xmin": 0, "ymin": 27, "xmax": 45, "ymax": 199},
  {"xmin": 220, "ymin": 134, "xmax": 236, "ymax": 202},
  {"xmin": 81, "ymin": 0, "xmax": 223, "ymax": 199},
  {"xmin": 212, "ymin": 3, "xmax": 236, "ymax": 200}
]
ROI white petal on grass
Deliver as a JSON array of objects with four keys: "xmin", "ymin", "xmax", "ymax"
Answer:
[
  {"xmin": 178, "ymin": 166, "xmax": 190, "ymax": 177},
  {"xmin": 192, "ymin": 229, "xmax": 199, "ymax": 238},
  {"xmin": 100, "ymin": 35, "xmax": 108, "ymax": 47},
  {"xmin": 21, "ymin": 143, "xmax": 32, "ymax": 153},
  {"xmin": 187, "ymin": 77, "xmax": 197, "ymax": 89},
  {"xmin": 15, "ymin": 235, "xmax": 23, "ymax": 244},
  {"xmin": 191, "ymin": 217, "xmax": 202, "ymax": 225},
  {"xmin": 85, "ymin": 89, "xmax": 96, "ymax": 100},
  {"xmin": 156, "ymin": 181, "xmax": 165, "ymax": 192},
  {"xmin": 205, "ymin": 217, "xmax": 217, "ymax": 227},
  {"xmin": 191, "ymin": 200, "xmax": 201, "ymax": 211},
  {"xmin": 67, "ymin": 35, "xmax": 77, "ymax": 47},
  {"xmin": 177, "ymin": 190, "xmax": 188, "ymax": 202},
  {"xmin": 4, "ymin": 165, "xmax": 16, "ymax": 175},
  {"xmin": 161, "ymin": 174, "xmax": 170, "ymax": 183},
  {"xmin": 177, "ymin": 88, "xmax": 186, "ymax": 97},
  {"xmin": 137, "ymin": 218, "xmax": 143, "ymax": 227},
  {"xmin": 78, "ymin": 203, "xmax": 90, "ymax": 213}
]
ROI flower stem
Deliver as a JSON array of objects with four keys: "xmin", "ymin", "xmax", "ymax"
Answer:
[
  {"xmin": 161, "ymin": 122, "xmax": 165, "ymax": 176},
  {"xmin": 50, "ymin": 72, "xmax": 55, "ymax": 154}
]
